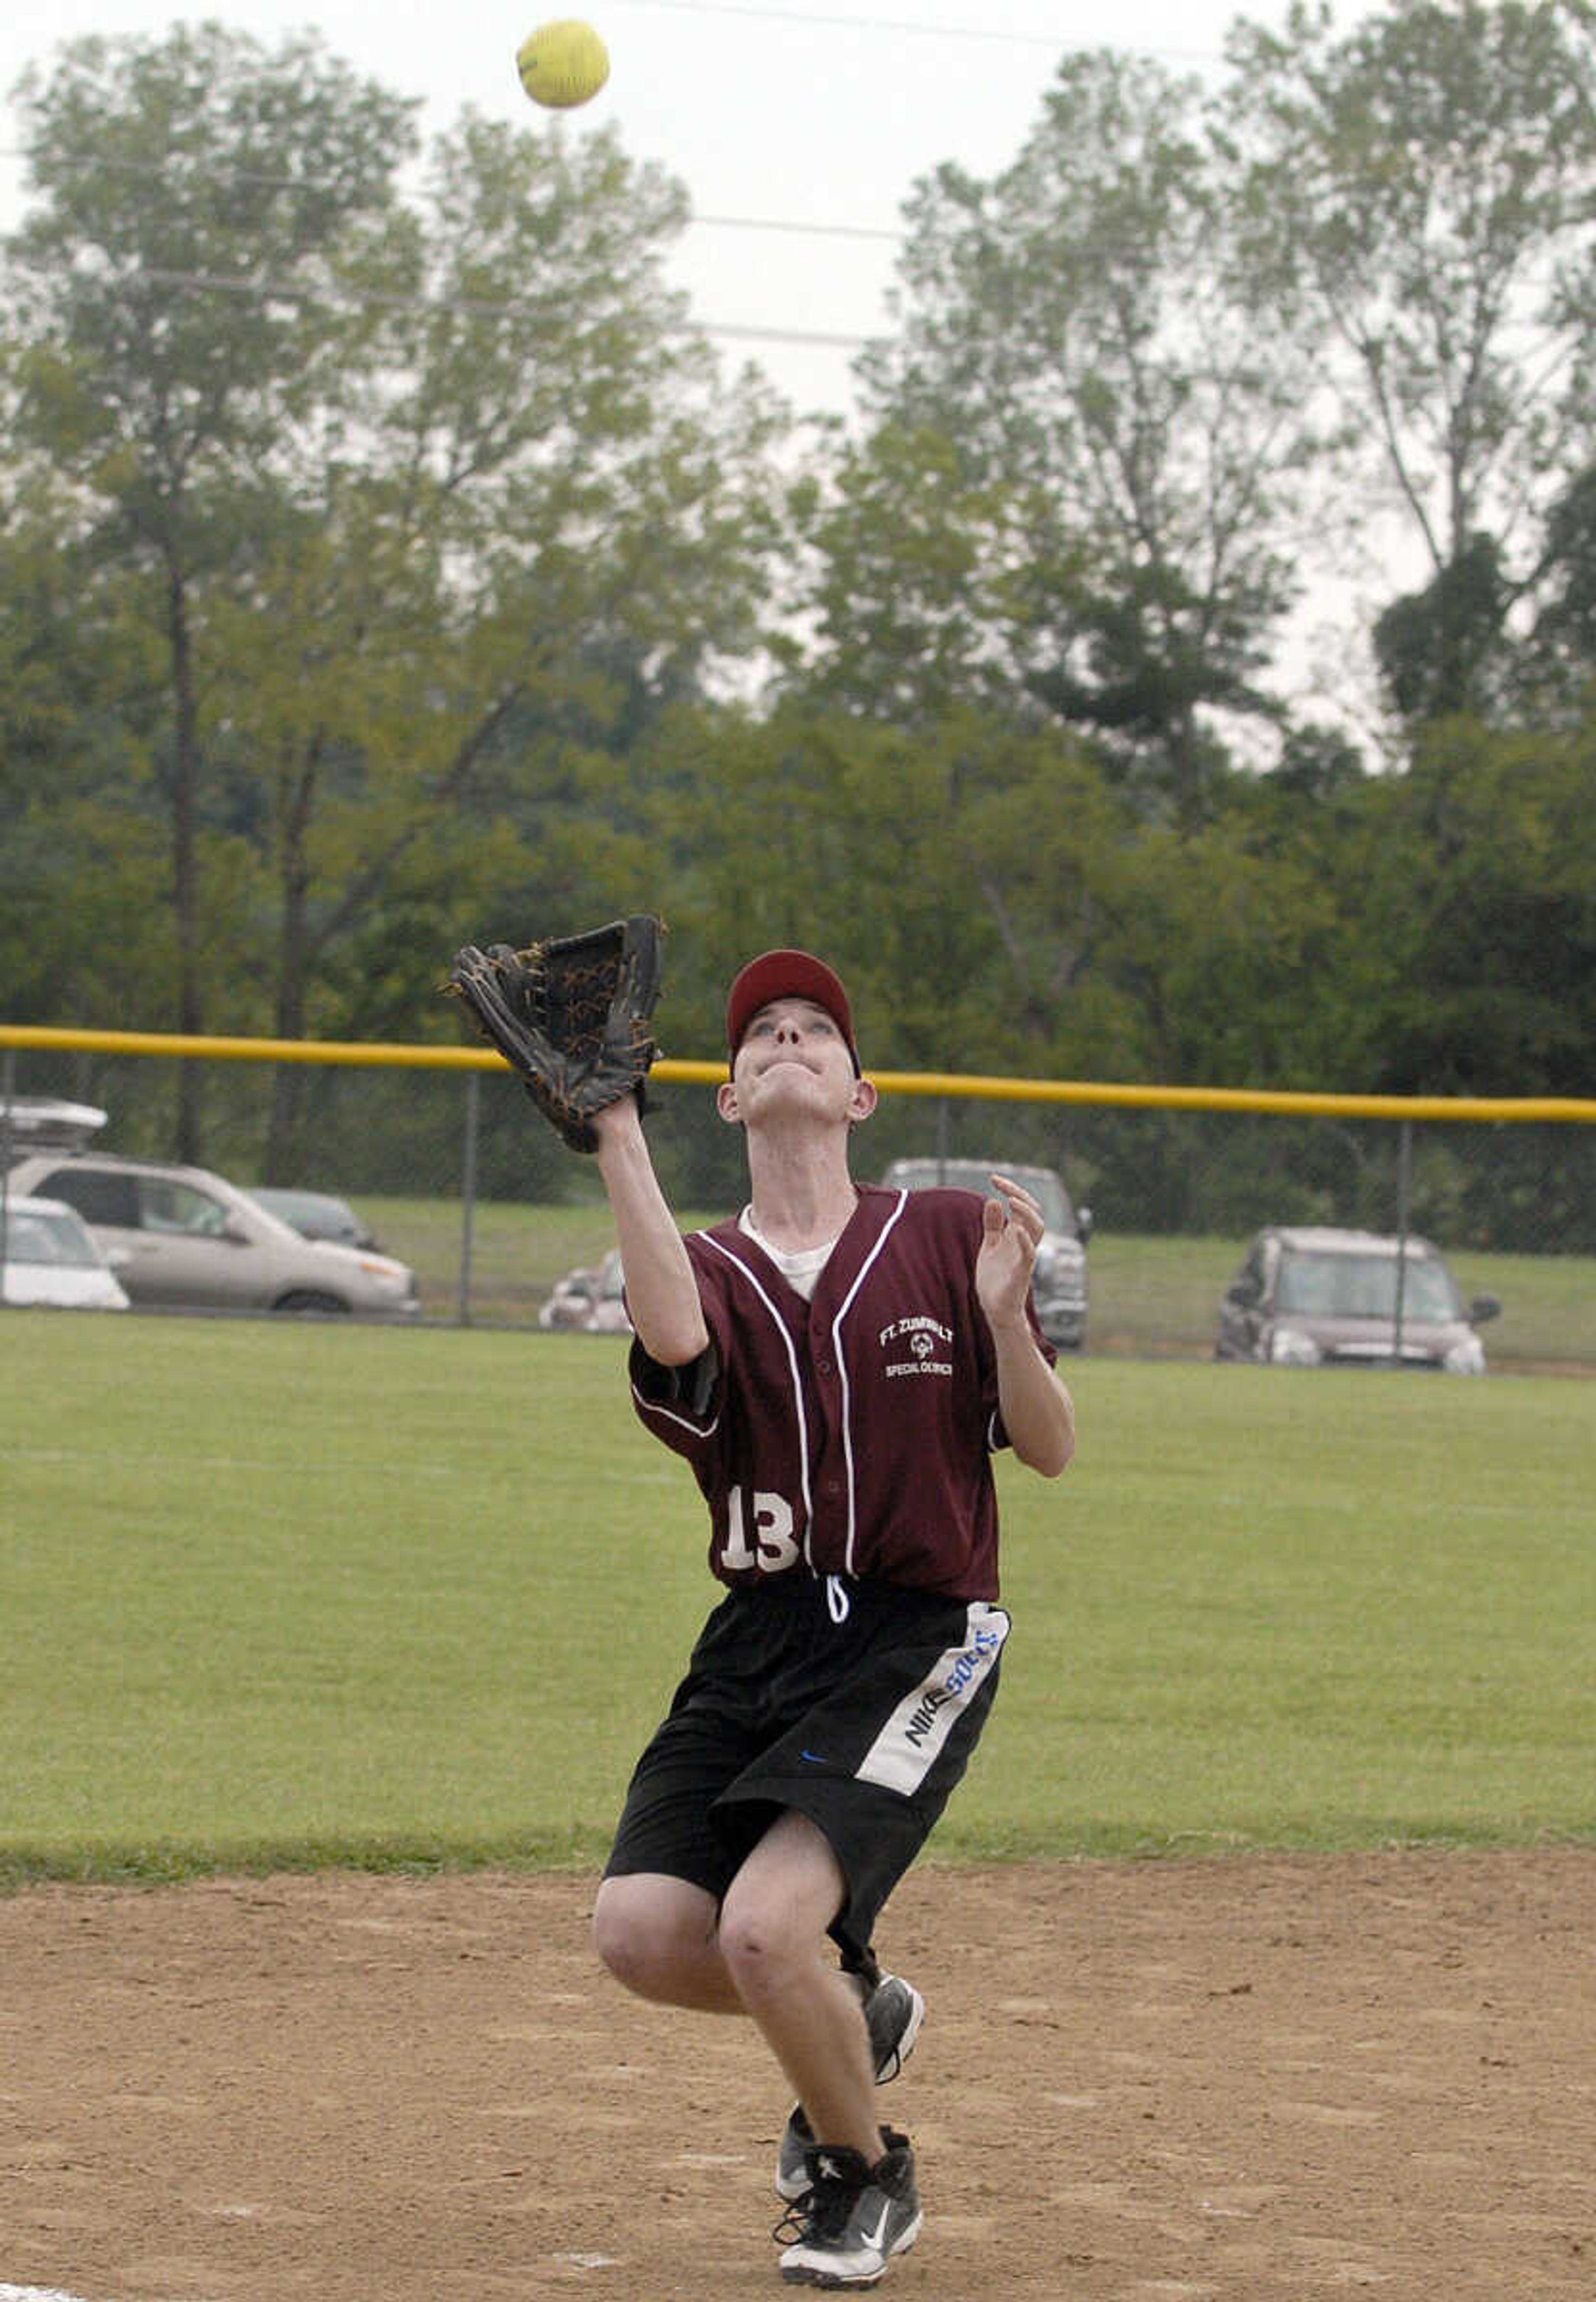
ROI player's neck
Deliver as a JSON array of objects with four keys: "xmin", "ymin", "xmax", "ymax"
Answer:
[{"xmin": 744, "ymin": 1131, "xmax": 858, "ymax": 1251}]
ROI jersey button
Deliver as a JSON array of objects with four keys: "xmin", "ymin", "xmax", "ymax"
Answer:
[
  {"xmin": 823, "ymin": 1478, "xmax": 840, "ymax": 1497},
  {"xmin": 817, "ymin": 1357, "xmax": 834, "ymax": 1376}
]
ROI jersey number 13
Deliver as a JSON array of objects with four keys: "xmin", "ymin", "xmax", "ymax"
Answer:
[{"xmin": 719, "ymin": 1485, "xmax": 801, "ymax": 1575}]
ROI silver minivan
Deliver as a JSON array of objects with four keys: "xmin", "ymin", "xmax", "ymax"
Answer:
[{"xmin": 5, "ymin": 1149, "xmax": 419, "ymax": 1319}]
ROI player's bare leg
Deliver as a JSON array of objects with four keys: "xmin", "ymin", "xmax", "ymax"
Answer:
[
  {"xmin": 593, "ymin": 1824, "xmax": 884, "ymax": 2162},
  {"xmin": 591, "ymin": 1873, "xmax": 745, "ymax": 2012},
  {"xmin": 717, "ymin": 1810, "xmax": 883, "ymax": 2164}
]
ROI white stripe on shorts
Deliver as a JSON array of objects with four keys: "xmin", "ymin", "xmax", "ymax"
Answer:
[{"xmin": 854, "ymin": 1602, "xmax": 1010, "ymax": 1796}]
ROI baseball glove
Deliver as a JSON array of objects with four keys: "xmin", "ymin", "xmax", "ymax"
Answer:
[{"xmin": 446, "ymin": 914, "xmax": 664, "ymax": 1152}]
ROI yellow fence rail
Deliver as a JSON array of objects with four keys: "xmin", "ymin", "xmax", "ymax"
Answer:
[{"xmin": 2, "ymin": 1021, "xmax": 1594, "ymax": 1126}]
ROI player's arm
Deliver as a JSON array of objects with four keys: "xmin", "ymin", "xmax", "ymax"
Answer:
[
  {"xmin": 978, "ymin": 1175, "xmax": 1076, "ymax": 1477},
  {"xmin": 592, "ymin": 1097, "xmax": 710, "ymax": 1367},
  {"xmin": 989, "ymin": 1316, "xmax": 1075, "ymax": 1476}
]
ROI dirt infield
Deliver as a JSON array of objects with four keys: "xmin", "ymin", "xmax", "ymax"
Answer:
[{"xmin": 1, "ymin": 1848, "xmax": 1591, "ymax": 2301}]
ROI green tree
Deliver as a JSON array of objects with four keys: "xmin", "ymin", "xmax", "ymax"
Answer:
[
  {"xmin": 631, "ymin": 693, "xmax": 1365, "ymax": 1089},
  {"xmin": 781, "ymin": 423, "xmax": 1030, "ymax": 731},
  {"xmin": 5, "ymin": 24, "xmax": 417, "ymax": 1149},
  {"xmin": 1527, "ymin": 463, "xmax": 1596, "ymax": 715},
  {"xmin": 202, "ymin": 106, "xmax": 784, "ymax": 1169},
  {"xmin": 1372, "ymin": 531, "xmax": 1517, "ymax": 723},
  {"xmin": 1224, "ymin": 0, "xmax": 1596, "ymax": 718},
  {"xmin": 1354, "ymin": 716, "xmax": 1596, "ymax": 1099},
  {"xmin": 4, "ymin": 26, "xmax": 784, "ymax": 1168},
  {"xmin": 634, "ymin": 697, "xmax": 1134, "ymax": 1070},
  {"xmin": 793, "ymin": 48, "xmax": 1318, "ymax": 825}
]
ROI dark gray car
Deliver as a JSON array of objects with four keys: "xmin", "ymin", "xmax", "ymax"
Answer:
[
  {"xmin": 1215, "ymin": 1225, "xmax": 1500, "ymax": 1374},
  {"xmin": 880, "ymin": 1156, "xmax": 1091, "ymax": 1350},
  {"xmin": 248, "ymin": 1186, "xmax": 379, "ymax": 1250}
]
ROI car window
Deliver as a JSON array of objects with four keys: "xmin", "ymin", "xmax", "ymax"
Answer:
[
  {"xmin": 5, "ymin": 1208, "xmax": 100, "ymax": 1266},
  {"xmin": 1392, "ymin": 1260, "xmax": 1462, "ymax": 1321},
  {"xmin": 888, "ymin": 1160, "xmax": 1076, "ymax": 1234},
  {"xmin": 1277, "ymin": 1250, "xmax": 1458, "ymax": 1321},
  {"xmin": 139, "ymin": 1178, "xmax": 232, "ymax": 1237},
  {"xmin": 4, "ymin": 1212, "xmax": 57, "ymax": 1263},
  {"xmin": 256, "ymin": 1189, "xmax": 317, "ymax": 1225},
  {"xmin": 251, "ymin": 1188, "xmax": 367, "ymax": 1244},
  {"xmin": 31, "ymin": 1165, "xmax": 140, "ymax": 1227}
]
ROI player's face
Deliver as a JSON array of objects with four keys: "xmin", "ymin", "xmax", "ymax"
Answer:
[{"xmin": 724, "ymin": 997, "xmax": 861, "ymax": 1125}]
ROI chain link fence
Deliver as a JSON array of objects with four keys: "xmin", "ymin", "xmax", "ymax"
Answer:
[{"xmin": 4, "ymin": 1033, "xmax": 1594, "ymax": 1373}]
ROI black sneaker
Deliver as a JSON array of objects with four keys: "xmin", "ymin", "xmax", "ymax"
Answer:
[
  {"xmin": 776, "ymin": 2132, "xmax": 921, "ymax": 2287},
  {"xmin": 862, "ymin": 1973, "xmax": 924, "ymax": 2085},
  {"xmin": 774, "ymin": 1974, "xmax": 925, "ymax": 2201}
]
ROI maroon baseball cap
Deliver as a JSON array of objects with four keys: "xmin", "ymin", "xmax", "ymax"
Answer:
[{"xmin": 725, "ymin": 949, "xmax": 860, "ymax": 1073}]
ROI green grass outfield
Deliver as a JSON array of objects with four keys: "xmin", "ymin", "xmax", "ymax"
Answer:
[{"xmin": 1, "ymin": 1312, "xmax": 1591, "ymax": 1887}]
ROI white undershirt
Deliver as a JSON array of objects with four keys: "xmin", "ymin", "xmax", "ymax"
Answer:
[{"xmin": 738, "ymin": 1207, "xmax": 840, "ymax": 1301}]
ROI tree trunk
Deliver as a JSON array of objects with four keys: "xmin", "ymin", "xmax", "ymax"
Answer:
[
  {"xmin": 265, "ymin": 751, "xmax": 319, "ymax": 1181},
  {"xmin": 166, "ymin": 555, "xmax": 205, "ymax": 1163}
]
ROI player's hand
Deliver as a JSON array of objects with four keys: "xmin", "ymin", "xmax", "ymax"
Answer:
[{"xmin": 975, "ymin": 1173, "xmax": 1045, "ymax": 1331}]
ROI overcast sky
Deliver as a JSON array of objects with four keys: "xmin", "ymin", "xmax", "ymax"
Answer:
[{"xmin": 3, "ymin": 0, "xmax": 1375, "ymax": 419}]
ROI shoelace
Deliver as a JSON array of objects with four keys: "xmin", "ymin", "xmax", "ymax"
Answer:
[{"xmin": 771, "ymin": 2165, "xmax": 863, "ymax": 2248}]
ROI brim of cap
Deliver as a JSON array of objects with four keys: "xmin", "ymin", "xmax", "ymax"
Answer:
[{"xmin": 726, "ymin": 949, "xmax": 857, "ymax": 1067}]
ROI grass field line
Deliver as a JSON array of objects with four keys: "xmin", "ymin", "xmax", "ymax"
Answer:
[{"xmin": 9, "ymin": 1443, "xmax": 458, "ymax": 1479}]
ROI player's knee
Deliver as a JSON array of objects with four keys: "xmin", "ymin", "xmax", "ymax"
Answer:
[
  {"xmin": 591, "ymin": 1879, "xmax": 699, "ymax": 2001},
  {"xmin": 591, "ymin": 1887, "xmax": 653, "ymax": 1994},
  {"xmin": 717, "ymin": 1898, "xmax": 802, "ymax": 1999}
]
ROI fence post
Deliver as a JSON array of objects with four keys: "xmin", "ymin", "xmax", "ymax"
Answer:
[
  {"xmin": 1393, "ymin": 1117, "xmax": 1413, "ymax": 1363},
  {"xmin": 0, "ymin": 1048, "xmax": 14, "ymax": 1297},
  {"xmin": 458, "ymin": 1071, "xmax": 480, "ymax": 1327}
]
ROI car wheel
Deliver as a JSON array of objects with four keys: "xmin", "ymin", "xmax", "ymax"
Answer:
[{"xmin": 273, "ymin": 1290, "xmax": 350, "ymax": 1315}]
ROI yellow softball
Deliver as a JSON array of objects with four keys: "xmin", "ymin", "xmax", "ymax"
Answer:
[{"xmin": 516, "ymin": 20, "xmax": 610, "ymax": 110}]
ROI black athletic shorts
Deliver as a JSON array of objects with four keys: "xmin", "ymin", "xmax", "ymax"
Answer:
[{"xmin": 602, "ymin": 1573, "xmax": 1010, "ymax": 1967}]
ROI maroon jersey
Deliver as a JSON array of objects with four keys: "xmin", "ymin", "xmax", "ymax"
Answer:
[{"xmin": 629, "ymin": 1183, "xmax": 1056, "ymax": 1603}]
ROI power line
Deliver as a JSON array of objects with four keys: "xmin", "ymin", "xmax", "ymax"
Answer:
[
  {"xmin": 0, "ymin": 147, "xmax": 903, "ymax": 241},
  {"xmin": 695, "ymin": 212, "xmax": 899, "ymax": 242},
  {"xmin": 0, "ymin": 148, "xmax": 1211, "ymax": 285},
  {"xmin": 615, "ymin": 0, "xmax": 1223, "ymax": 58},
  {"xmin": 10, "ymin": 158, "xmax": 1570, "ymax": 302},
  {"xmin": 119, "ymin": 262, "xmax": 881, "ymax": 349},
  {"xmin": 623, "ymin": 0, "xmax": 1066, "ymax": 43}
]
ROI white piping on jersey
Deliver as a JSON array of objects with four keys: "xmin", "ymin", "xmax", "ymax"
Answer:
[
  {"xmin": 699, "ymin": 1232, "xmax": 816, "ymax": 1566},
  {"xmin": 630, "ymin": 1381, "xmax": 722, "ymax": 1443},
  {"xmin": 830, "ymin": 1189, "xmax": 909, "ymax": 1578}
]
